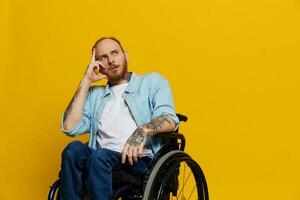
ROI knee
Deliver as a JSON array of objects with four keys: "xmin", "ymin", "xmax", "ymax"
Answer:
[{"xmin": 62, "ymin": 141, "xmax": 85, "ymax": 160}]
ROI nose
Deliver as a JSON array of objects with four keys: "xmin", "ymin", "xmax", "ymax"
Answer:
[{"xmin": 107, "ymin": 55, "xmax": 115, "ymax": 65}]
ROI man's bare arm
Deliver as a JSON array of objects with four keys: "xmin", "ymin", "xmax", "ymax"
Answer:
[
  {"xmin": 126, "ymin": 115, "xmax": 176, "ymax": 147},
  {"xmin": 142, "ymin": 115, "xmax": 176, "ymax": 136},
  {"xmin": 122, "ymin": 115, "xmax": 176, "ymax": 165},
  {"xmin": 63, "ymin": 48, "xmax": 107, "ymax": 131},
  {"xmin": 62, "ymin": 78, "xmax": 91, "ymax": 131}
]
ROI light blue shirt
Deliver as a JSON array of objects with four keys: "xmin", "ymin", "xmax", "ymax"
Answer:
[{"xmin": 61, "ymin": 72, "xmax": 179, "ymax": 155}]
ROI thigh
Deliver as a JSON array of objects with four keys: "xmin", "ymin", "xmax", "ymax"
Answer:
[
  {"xmin": 124, "ymin": 156, "xmax": 152, "ymax": 175},
  {"xmin": 88, "ymin": 148, "xmax": 122, "ymax": 170}
]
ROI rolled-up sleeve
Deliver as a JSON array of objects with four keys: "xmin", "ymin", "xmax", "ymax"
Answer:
[
  {"xmin": 60, "ymin": 90, "xmax": 92, "ymax": 136},
  {"xmin": 150, "ymin": 73, "xmax": 179, "ymax": 130}
]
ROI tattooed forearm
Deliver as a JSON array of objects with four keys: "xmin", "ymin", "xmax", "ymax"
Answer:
[
  {"xmin": 63, "ymin": 84, "xmax": 82, "ymax": 122},
  {"xmin": 125, "ymin": 116, "xmax": 175, "ymax": 148},
  {"xmin": 126, "ymin": 127, "xmax": 146, "ymax": 146},
  {"xmin": 143, "ymin": 115, "xmax": 173, "ymax": 135},
  {"xmin": 62, "ymin": 78, "xmax": 91, "ymax": 131}
]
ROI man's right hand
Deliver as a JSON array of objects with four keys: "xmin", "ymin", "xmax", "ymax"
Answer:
[{"xmin": 83, "ymin": 48, "xmax": 107, "ymax": 84}]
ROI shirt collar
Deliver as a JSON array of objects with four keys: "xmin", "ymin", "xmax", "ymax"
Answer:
[{"xmin": 103, "ymin": 72, "xmax": 139, "ymax": 97}]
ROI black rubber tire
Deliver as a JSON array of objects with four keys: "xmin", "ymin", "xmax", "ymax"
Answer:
[
  {"xmin": 142, "ymin": 150, "xmax": 209, "ymax": 200},
  {"xmin": 48, "ymin": 179, "xmax": 60, "ymax": 200}
]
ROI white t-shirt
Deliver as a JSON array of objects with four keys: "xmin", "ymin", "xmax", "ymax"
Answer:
[{"xmin": 97, "ymin": 83, "xmax": 153, "ymax": 157}]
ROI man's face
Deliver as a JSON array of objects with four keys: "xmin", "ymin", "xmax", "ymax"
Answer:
[{"xmin": 94, "ymin": 39, "xmax": 128, "ymax": 82}]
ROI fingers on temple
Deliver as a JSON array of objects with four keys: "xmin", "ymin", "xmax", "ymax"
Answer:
[
  {"xmin": 91, "ymin": 48, "xmax": 96, "ymax": 63},
  {"xmin": 95, "ymin": 61, "xmax": 105, "ymax": 69}
]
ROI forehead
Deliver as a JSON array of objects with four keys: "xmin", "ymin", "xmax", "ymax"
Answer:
[{"xmin": 95, "ymin": 39, "xmax": 122, "ymax": 55}]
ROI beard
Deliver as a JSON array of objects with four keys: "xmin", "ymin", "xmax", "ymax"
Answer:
[{"xmin": 108, "ymin": 58, "xmax": 128, "ymax": 82}]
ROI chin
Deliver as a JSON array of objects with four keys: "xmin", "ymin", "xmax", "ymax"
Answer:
[
  {"xmin": 108, "ymin": 63, "xmax": 128, "ymax": 82},
  {"xmin": 108, "ymin": 72, "xmax": 123, "ymax": 82}
]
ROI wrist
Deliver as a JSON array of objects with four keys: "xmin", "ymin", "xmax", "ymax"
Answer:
[
  {"xmin": 140, "ymin": 126, "xmax": 154, "ymax": 136},
  {"xmin": 82, "ymin": 76, "xmax": 92, "ymax": 86}
]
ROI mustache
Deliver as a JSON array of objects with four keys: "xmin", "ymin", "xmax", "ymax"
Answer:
[
  {"xmin": 108, "ymin": 64, "xmax": 119, "ymax": 69},
  {"xmin": 99, "ymin": 63, "xmax": 119, "ymax": 71}
]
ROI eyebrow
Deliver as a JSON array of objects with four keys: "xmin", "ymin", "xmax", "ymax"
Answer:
[{"xmin": 98, "ymin": 49, "xmax": 119, "ymax": 59}]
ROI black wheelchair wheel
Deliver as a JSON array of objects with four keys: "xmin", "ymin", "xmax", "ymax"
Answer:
[
  {"xmin": 143, "ymin": 150, "xmax": 209, "ymax": 200},
  {"xmin": 48, "ymin": 179, "xmax": 61, "ymax": 200}
]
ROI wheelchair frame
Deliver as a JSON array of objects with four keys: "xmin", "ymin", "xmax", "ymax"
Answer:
[{"xmin": 48, "ymin": 114, "xmax": 209, "ymax": 200}]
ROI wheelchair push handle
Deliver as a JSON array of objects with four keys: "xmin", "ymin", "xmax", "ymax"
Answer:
[{"xmin": 176, "ymin": 113, "xmax": 188, "ymax": 122}]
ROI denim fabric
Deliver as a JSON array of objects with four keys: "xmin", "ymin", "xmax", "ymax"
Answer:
[
  {"xmin": 60, "ymin": 72, "xmax": 179, "ymax": 154},
  {"xmin": 60, "ymin": 141, "xmax": 151, "ymax": 200}
]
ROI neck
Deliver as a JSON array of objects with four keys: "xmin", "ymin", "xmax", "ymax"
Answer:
[{"xmin": 109, "ymin": 71, "xmax": 131, "ymax": 86}]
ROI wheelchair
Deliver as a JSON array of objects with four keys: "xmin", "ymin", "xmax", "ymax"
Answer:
[{"xmin": 48, "ymin": 114, "xmax": 209, "ymax": 200}]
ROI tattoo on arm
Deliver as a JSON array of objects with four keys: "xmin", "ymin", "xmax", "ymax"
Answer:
[
  {"xmin": 143, "ymin": 115, "xmax": 172, "ymax": 135},
  {"xmin": 126, "ymin": 115, "xmax": 173, "ymax": 146},
  {"xmin": 127, "ymin": 127, "xmax": 146, "ymax": 146},
  {"xmin": 63, "ymin": 84, "xmax": 82, "ymax": 122}
]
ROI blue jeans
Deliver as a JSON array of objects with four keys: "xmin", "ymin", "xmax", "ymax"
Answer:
[{"xmin": 60, "ymin": 141, "xmax": 151, "ymax": 200}]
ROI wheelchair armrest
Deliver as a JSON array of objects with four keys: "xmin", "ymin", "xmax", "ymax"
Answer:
[
  {"xmin": 152, "ymin": 113, "xmax": 187, "ymax": 145},
  {"xmin": 155, "ymin": 132, "xmax": 185, "ymax": 151}
]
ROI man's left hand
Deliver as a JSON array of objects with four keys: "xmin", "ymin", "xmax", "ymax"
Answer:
[{"xmin": 121, "ymin": 127, "xmax": 150, "ymax": 165}]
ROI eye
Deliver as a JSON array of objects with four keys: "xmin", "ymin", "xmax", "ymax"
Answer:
[
  {"xmin": 99, "ymin": 55, "xmax": 107, "ymax": 61},
  {"xmin": 113, "ymin": 50, "xmax": 119, "ymax": 55}
]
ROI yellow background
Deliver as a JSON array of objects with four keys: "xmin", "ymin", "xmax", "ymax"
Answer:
[{"xmin": 1, "ymin": 0, "xmax": 300, "ymax": 199}]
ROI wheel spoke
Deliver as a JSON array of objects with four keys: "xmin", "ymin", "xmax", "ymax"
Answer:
[
  {"xmin": 187, "ymin": 183, "xmax": 197, "ymax": 200},
  {"xmin": 142, "ymin": 151, "xmax": 208, "ymax": 200},
  {"xmin": 177, "ymin": 169, "xmax": 192, "ymax": 199},
  {"xmin": 182, "ymin": 163, "xmax": 186, "ymax": 198}
]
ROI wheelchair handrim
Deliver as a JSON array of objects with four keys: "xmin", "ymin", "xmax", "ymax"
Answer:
[{"xmin": 142, "ymin": 150, "xmax": 209, "ymax": 200}]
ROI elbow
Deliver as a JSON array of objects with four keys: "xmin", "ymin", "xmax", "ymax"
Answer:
[
  {"xmin": 166, "ymin": 116, "xmax": 176, "ymax": 132},
  {"xmin": 170, "ymin": 120, "xmax": 176, "ymax": 132},
  {"xmin": 62, "ymin": 121, "xmax": 75, "ymax": 132}
]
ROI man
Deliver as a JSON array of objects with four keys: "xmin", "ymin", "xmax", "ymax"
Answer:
[{"xmin": 60, "ymin": 37, "xmax": 179, "ymax": 200}]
